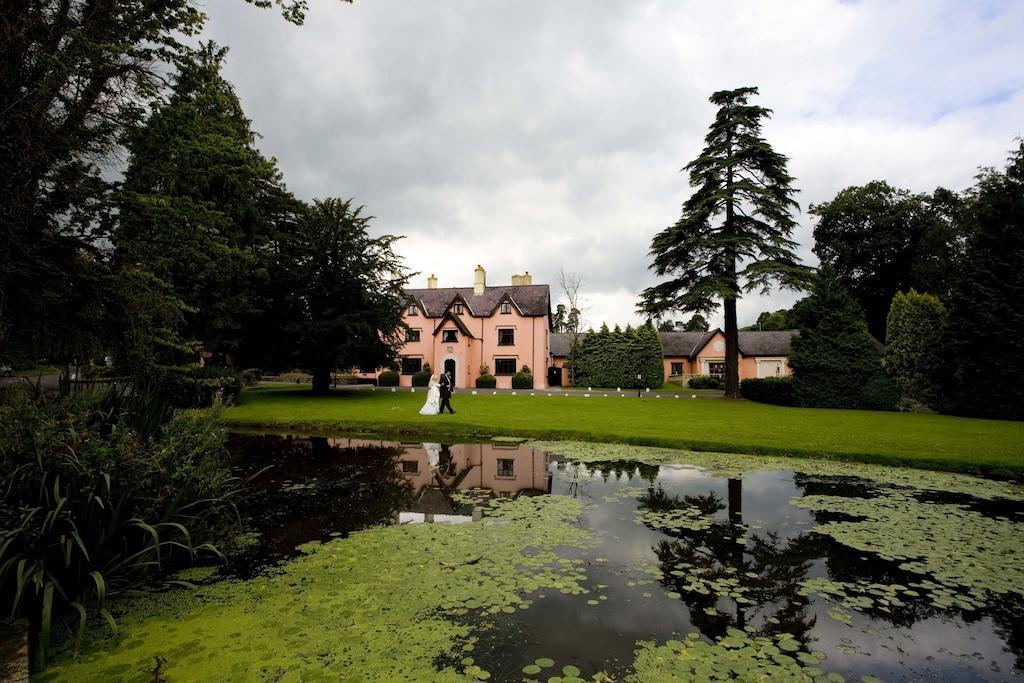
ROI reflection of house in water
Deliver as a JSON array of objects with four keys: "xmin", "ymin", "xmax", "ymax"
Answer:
[{"xmin": 395, "ymin": 443, "xmax": 554, "ymax": 523}]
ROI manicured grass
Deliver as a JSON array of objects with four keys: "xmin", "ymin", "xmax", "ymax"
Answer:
[{"xmin": 224, "ymin": 387, "xmax": 1024, "ymax": 478}]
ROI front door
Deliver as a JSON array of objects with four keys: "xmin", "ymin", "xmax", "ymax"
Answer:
[{"xmin": 444, "ymin": 358, "xmax": 457, "ymax": 387}]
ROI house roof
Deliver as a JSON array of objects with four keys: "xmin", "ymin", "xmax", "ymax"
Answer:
[
  {"xmin": 737, "ymin": 330, "xmax": 800, "ymax": 356},
  {"xmin": 406, "ymin": 285, "xmax": 550, "ymax": 318},
  {"xmin": 660, "ymin": 331, "xmax": 716, "ymax": 356},
  {"xmin": 550, "ymin": 329, "xmax": 801, "ymax": 358}
]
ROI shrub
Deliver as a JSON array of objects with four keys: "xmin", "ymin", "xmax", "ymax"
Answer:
[
  {"xmin": 378, "ymin": 370, "xmax": 400, "ymax": 386},
  {"xmin": 150, "ymin": 365, "xmax": 242, "ymax": 408},
  {"xmin": 520, "ymin": 364, "xmax": 530, "ymax": 374},
  {"xmin": 860, "ymin": 372, "xmax": 901, "ymax": 411},
  {"xmin": 240, "ymin": 368, "xmax": 262, "ymax": 386},
  {"xmin": 688, "ymin": 375, "xmax": 724, "ymax": 390},
  {"xmin": 411, "ymin": 370, "xmax": 431, "ymax": 387},
  {"xmin": 885, "ymin": 290, "xmax": 948, "ymax": 411},
  {"xmin": 512, "ymin": 371, "xmax": 533, "ymax": 389},
  {"xmin": 0, "ymin": 388, "xmax": 238, "ymax": 664},
  {"xmin": 740, "ymin": 377, "xmax": 794, "ymax": 406},
  {"xmin": 479, "ymin": 364, "xmax": 490, "ymax": 376},
  {"xmin": 475, "ymin": 375, "xmax": 497, "ymax": 389},
  {"xmin": 790, "ymin": 267, "xmax": 887, "ymax": 409}
]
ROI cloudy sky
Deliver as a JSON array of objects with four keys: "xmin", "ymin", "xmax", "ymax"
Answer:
[{"xmin": 202, "ymin": 0, "xmax": 1023, "ymax": 329}]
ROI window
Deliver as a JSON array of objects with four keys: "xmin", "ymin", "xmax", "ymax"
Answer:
[
  {"xmin": 500, "ymin": 301, "xmax": 512, "ymax": 314},
  {"xmin": 496, "ymin": 459, "xmax": 515, "ymax": 477},
  {"xmin": 406, "ymin": 329, "xmax": 421, "ymax": 343},
  {"xmin": 670, "ymin": 362, "xmax": 684, "ymax": 376},
  {"xmin": 454, "ymin": 303, "xmax": 464, "ymax": 314},
  {"xmin": 442, "ymin": 329, "xmax": 458, "ymax": 343},
  {"xmin": 407, "ymin": 304, "xmax": 418, "ymax": 316},
  {"xmin": 401, "ymin": 357, "xmax": 422, "ymax": 375},
  {"xmin": 498, "ymin": 328, "xmax": 515, "ymax": 346},
  {"xmin": 708, "ymin": 362, "xmax": 725, "ymax": 378},
  {"xmin": 401, "ymin": 460, "xmax": 419, "ymax": 474},
  {"xmin": 494, "ymin": 358, "xmax": 516, "ymax": 375}
]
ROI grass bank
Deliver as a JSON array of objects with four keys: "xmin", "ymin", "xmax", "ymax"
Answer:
[{"xmin": 224, "ymin": 387, "xmax": 1024, "ymax": 478}]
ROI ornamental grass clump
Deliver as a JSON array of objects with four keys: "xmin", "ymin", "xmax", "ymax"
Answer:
[{"xmin": 0, "ymin": 387, "xmax": 241, "ymax": 668}]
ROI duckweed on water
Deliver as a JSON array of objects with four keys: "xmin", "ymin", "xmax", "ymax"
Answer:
[
  {"xmin": 791, "ymin": 491, "xmax": 1024, "ymax": 604},
  {"xmin": 528, "ymin": 441, "xmax": 1023, "ymax": 500},
  {"xmin": 42, "ymin": 495, "xmax": 593, "ymax": 682},
  {"xmin": 627, "ymin": 630, "xmax": 836, "ymax": 683}
]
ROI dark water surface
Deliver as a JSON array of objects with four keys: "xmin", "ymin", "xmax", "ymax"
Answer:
[{"xmin": 226, "ymin": 433, "xmax": 1024, "ymax": 682}]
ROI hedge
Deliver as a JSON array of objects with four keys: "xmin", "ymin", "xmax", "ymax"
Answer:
[
  {"xmin": 512, "ymin": 372, "xmax": 533, "ymax": 389},
  {"xmin": 411, "ymin": 369, "xmax": 431, "ymax": 387},
  {"xmin": 378, "ymin": 370, "xmax": 400, "ymax": 386},
  {"xmin": 476, "ymin": 375, "xmax": 497, "ymax": 389},
  {"xmin": 688, "ymin": 375, "xmax": 723, "ymax": 390},
  {"xmin": 740, "ymin": 377, "xmax": 794, "ymax": 406},
  {"xmin": 570, "ymin": 322, "xmax": 664, "ymax": 388}
]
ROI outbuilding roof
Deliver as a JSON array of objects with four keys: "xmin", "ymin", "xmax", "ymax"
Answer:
[
  {"xmin": 406, "ymin": 285, "xmax": 551, "ymax": 318},
  {"xmin": 550, "ymin": 329, "xmax": 801, "ymax": 359}
]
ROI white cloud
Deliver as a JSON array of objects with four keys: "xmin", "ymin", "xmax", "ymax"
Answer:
[{"xmin": 202, "ymin": 0, "xmax": 1024, "ymax": 329}]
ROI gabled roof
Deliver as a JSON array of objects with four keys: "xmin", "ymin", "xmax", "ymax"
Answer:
[
  {"xmin": 660, "ymin": 331, "xmax": 716, "ymax": 357},
  {"xmin": 432, "ymin": 311, "xmax": 476, "ymax": 339},
  {"xmin": 406, "ymin": 285, "xmax": 550, "ymax": 318}
]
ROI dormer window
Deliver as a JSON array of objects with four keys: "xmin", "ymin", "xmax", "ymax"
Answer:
[
  {"xmin": 454, "ymin": 303, "xmax": 464, "ymax": 314},
  {"xmin": 442, "ymin": 330, "xmax": 458, "ymax": 343},
  {"xmin": 500, "ymin": 301, "xmax": 512, "ymax": 314},
  {"xmin": 408, "ymin": 303, "xmax": 418, "ymax": 316}
]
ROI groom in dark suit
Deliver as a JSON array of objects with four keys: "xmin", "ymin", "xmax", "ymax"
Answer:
[{"xmin": 438, "ymin": 371, "xmax": 455, "ymax": 414}]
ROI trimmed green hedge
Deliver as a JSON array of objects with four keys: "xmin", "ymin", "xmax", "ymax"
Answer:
[
  {"xmin": 411, "ymin": 370, "xmax": 431, "ymax": 387},
  {"xmin": 378, "ymin": 370, "xmax": 400, "ymax": 386},
  {"xmin": 688, "ymin": 375, "xmax": 723, "ymax": 390},
  {"xmin": 512, "ymin": 372, "xmax": 533, "ymax": 389},
  {"xmin": 740, "ymin": 377, "xmax": 794, "ymax": 406},
  {"xmin": 571, "ymin": 322, "xmax": 664, "ymax": 389},
  {"xmin": 476, "ymin": 375, "xmax": 497, "ymax": 389}
]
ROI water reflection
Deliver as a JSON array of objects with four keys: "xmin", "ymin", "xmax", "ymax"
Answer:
[
  {"xmin": 396, "ymin": 442, "xmax": 553, "ymax": 522},
  {"xmin": 225, "ymin": 434, "xmax": 1024, "ymax": 680}
]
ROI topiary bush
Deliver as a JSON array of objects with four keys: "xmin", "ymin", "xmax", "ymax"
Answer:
[
  {"xmin": 688, "ymin": 375, "xmax": 724, "ymax": 390},
  {"xmin": 411, "ymin": 370, "xmax": 431, "ymax": 387},
  {"xmin": 378, "ymin": 370, "xmax": 400, "ymax": 386},
  {"xmin": 512, "ymin": 371, "xmax": 533, "ymax": 389},
  {"xmin": 475, "ymin": 374, "xmax": 497, "ymax": 389},
  {"xmin": 240, "ymin": 368, "xmax": 262, "ymax": 386},
  {"xmin": 740, "ymin": 377, "xmax": 794, "ymax": 406}
]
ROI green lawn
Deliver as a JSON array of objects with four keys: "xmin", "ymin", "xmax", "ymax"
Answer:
[{"xmin": 224, "ymin": 387, "xmax": 1024, "ymax": 478}]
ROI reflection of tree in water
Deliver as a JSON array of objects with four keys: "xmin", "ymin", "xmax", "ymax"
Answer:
[
  {"xmin": 794, "ymin": 473, "xmax": 1024, "ymax": 672},
  {"xmin": 640, "ymin": 480, "xmax": 818, "ymax": 646},
  {"xmin": 229, "ymin": 434, "xmax": 416, "ymax": 570}
]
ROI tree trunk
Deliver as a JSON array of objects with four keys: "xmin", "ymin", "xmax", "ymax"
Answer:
[
  {"xmin": 723, "ymin": 129, "xmax": 740, "ymax": 399},
  {"xmin": 311, "ymin": 366, "xmax": 331, "ymax": 395}
]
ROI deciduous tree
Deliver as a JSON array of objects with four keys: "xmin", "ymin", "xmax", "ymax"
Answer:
[
  {"xmin": 810, "ymin": 181, "xmax": 963, "ymax": 339},
  {"xmin": 274, "ymin": 198, "xmax": 410, "ymax": 395},
  {"xmin": 947, "ymin": 141, "xmax": 1024, "ymax": 420}
]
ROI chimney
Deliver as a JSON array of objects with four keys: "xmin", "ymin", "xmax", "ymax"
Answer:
[
  {"xmin": 473, "ymin": 265, "xmax": 486, "ymax": 295},
  {"xmin": 427, "ymin": 274, "xmax": 437, "ymax": 289},
  {"xmin": 511, "ymin": 274, "xmax": 523, "ymax": 286},
  {"xmin": 522, "ymin": 271, "xmax": 532, "ymax": 285}
]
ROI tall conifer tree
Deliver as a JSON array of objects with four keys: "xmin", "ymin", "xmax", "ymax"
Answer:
[{"xmin": 639, "ymin": 87, "xmax": 809, "ymax": 397}]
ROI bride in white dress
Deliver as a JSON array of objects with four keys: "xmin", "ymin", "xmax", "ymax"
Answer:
[{"xmin": 419, "ymin": 374, "xmax": 441, "ymax": 415}]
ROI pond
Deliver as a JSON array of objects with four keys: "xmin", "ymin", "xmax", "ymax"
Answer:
[{"xmin": 43, "ymin": 434, "xmax": 1024, "ymax": 682}]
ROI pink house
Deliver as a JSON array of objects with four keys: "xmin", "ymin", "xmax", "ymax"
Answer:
[
  {"xmin": 390, "ymin": 267, "xmax": 552, "ymax": 389},
  {"xmin": 549, "ymin": 329, "xmax": 798, "ymax": 386}
]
